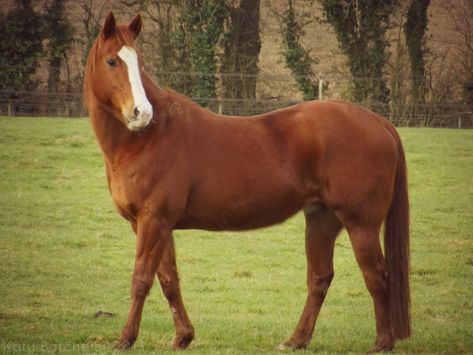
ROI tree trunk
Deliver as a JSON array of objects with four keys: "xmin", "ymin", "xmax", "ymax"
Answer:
[
  {"xmin": 221, "ymin": 0, "xmax": 261, "ymax": 113},
  {"xmin": 404, "ymin": 0, "xmax": 430, "ymax": 105}
]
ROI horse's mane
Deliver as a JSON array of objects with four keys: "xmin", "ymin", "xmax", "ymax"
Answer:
[{"xmin": 83, "ymin": 39, "xmax": 97, "ymax": 111}]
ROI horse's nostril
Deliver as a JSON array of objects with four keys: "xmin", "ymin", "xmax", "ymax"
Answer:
[{"xmin": 133, "ymin": 107, "xmax": 140, "ymax": 117}]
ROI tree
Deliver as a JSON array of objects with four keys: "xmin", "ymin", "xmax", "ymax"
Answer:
[
  {"xmin": 442, "ymin": 0, "xmax": 473, "ymax": 111},
  {"xmin": 44, "ymin": 0, "xmax": 74, "ymax": 93},
  {"xmin": 279, "ymin": 0, "xmax": 318, "ymax": 101},
  {"xmin": 121, "ymin": 0, "xmax": 226, "ymax": 108},
  {"xmin": 182, "ymin": 0, "xmax": 226, "ymax": 107},
  {"xmin": 0, "ymin": 1, "xmax": 45, "ymax": 114},
  {"xmin": 154, "ymin": 2, "xmax": 193, "ymax": 95},
  {"xmin": 404, "ymin": 0, "xmax": 430, "ymax": 104},
  {"xmin": 221, "ymin": 0, "xmax": 261, "ymax": 106},
  {"xmin": 320, "ymin": 0, "xmax": 397, "ymax": 108},
  {"xmin": 387, "ymin": 1, "xmax": 411, "ymax": 124},
  {"xmin": 80, "ymin": 0, "xmax": 106, "ymax": 66},
  {"xmin": 120, "ymin": 0, "xmax": 193, "ymax": 95}
]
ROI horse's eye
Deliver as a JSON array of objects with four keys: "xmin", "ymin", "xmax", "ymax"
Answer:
[{"xmin": 107, "ymin": 58, "xmax": 117, "ymax": 67}]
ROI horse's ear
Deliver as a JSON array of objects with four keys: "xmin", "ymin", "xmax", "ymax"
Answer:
[
  {"xmin": 101, "ymin": 11, "xmax": 116, "ymax": 39},
  {"xmin": 128, "ymin": 14, "xmax": 142, "ymax": 39}
]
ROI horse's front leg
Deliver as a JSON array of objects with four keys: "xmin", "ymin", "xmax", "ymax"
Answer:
[
  {"xmin": 157, "ymin": 238, "xmax": 194, "ymax": 350},
  {"xmin": 113, "ymin": 216, "xmax": 171, "ymax": 350}
]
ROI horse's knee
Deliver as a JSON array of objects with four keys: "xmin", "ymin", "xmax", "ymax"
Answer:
[
  {"xmin": 131, "ymin": 278, "xmax": 152, "ymax": 299},
  {"xmin": 309, "ymin": 271, "xmax": 334, "ymax": 298}
]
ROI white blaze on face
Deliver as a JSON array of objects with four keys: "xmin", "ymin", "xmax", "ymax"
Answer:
[{"xmin": 117, "ymin": 45, "xmax": 153, "ymax": 131}]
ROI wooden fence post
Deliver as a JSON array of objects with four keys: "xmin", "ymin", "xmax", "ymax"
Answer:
[{"xmin": 318, "ymin": 73, "xmax": 324, "ymax": 101}]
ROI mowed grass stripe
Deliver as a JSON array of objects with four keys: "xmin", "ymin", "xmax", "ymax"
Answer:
[{"xmin": 0, "ymin": 117, "xmax": 472, "ymax": 353}]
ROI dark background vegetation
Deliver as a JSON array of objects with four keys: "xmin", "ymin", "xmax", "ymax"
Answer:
[{"xmin": 0, "ymin": 0, "xmax": 472, "ymax": 126}]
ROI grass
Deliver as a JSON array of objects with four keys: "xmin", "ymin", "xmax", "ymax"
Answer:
[{"xmin": 0, "ymin": 117, "xmax": 472, "ymax": 354}]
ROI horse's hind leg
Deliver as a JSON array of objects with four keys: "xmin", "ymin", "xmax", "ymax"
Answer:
[
  {"xmin": 346, "ymin": 225, "xmax": 393, "ymax": 352},
  {"xmin": 157, "ymin": 238, "xmax": 194, "ymax": 350},
  {"xmin": 280, "ymin": 206, "xmax": 342, "ymax": 350}
]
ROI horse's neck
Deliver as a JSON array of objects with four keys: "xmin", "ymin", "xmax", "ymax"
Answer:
[
  {"xmin": 143, "ymin": 74, "xmax": 176, "ymax": 119},
  {"xmin": 90, "ymin": 104, "xmax": 133, "ymax": 162},
  {"xmin": 89, "ymin": 79, "xmax": 171, "ymax": 163},
  {"xmin": 90, "ymin": 73, "xmax": 202, "ymax": 165}
]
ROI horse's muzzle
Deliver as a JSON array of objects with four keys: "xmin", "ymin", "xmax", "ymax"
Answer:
[{"xmin": 125, "ymin": 104, "xmax": 153, "ymax": 131}]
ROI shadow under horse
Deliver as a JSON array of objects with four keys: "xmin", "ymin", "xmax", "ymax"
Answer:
[{"xmin": 83, "ymin": 12, "xmax": 410, "ymax": 353}]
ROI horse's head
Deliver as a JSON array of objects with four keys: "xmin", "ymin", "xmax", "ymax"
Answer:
[{"xmin": 85, "ymin": 12, "xmax": 153, "ymax": 131}]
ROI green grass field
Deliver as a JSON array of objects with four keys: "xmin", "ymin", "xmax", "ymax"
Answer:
[{"xmin": 0, "ymin": 117, "xmax": 472, "ymax": 354}]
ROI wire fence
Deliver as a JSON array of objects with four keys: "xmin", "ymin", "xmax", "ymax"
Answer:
[{"xmin": 1, "ymin": 70, "xmax": 472, "ymax": 128}]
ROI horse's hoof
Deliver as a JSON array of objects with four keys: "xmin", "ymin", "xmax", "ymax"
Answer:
[
  {"xmin": 112, "ymin": 338, "xmax": 135, "ymax": 351},
  {"xmin": 172, "ymin": 331, "xmax": 194, "ymax": 351},
  {"xmin": 367, "ymin": 341, "xmax": 394, "ymax": 353},
  {"xmin": 277, "ymin": 340, "xmax": 307, "ymax": 351},
  {"xmin": 277, "ymin": 343, "xmax": 292, "ymax": 351}
]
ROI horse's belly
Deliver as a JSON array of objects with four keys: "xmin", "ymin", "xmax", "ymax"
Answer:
[
  {"xmin": 176, "ymin": 203, "xmax": 300, "ymax": 231},
  {"xmin": 176, "ymin": 178, "xmax": 305, "ymax": 231}
]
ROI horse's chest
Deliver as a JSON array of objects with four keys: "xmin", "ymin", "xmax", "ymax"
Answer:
[{"xmin": 107, "ymin": 168, "xmax": 140, "ymax": 222}]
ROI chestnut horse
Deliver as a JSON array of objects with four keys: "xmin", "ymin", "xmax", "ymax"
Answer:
[{"xmin": 84, "ymin": 12, "xmax": 410, "ymax": 352}]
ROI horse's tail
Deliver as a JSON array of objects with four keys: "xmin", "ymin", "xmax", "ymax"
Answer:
[{"xmin": 384, "ymin": 130, "xmax": 411, "ymax": 340}]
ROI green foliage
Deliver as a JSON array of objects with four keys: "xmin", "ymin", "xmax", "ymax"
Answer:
[
  {"xmin": 167, "ymin": 21, "xmax": 194, "ymax": 95},
  {"xmin": 146, "ymin": 1, "xmax": 193, "ymax": 95},
  {"xmin": 280, "ymin": 0, "xmax": 318, "ymax": 101},
  {"xmin": 152, "ymin": 0, "xmax": 226, "ymax": 107},
  {"xmin": 0, "ymin": 5, "xmax": 45, "ymax": 93},
  {"xmin": 221, "ymin": 0, "xmax": 261, "ymax": 101},
  {"xmin": 44, "ymin": 0, "xmax": 75, "ymax": 92},
  {"xmin": 404, "ymin": 0, "xmax": 430, "ymax": 103},
  {"xmin": 80, "ymin": 3, "xmax": 101, "ymax": 66},
  {"xmin": 182, "ymin": 0, "xmax": 226, "ymax": 107},
  {"xmin": 151, "ymin": 0, "xmax": 261, "ymax": 112},
  {"xmin": 1, "ymin": 118, "xmax": 473, "ymax": 352},
  {"xmin": 320, "ymin": 0, "xmax": 396, "ymax": 105}
]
